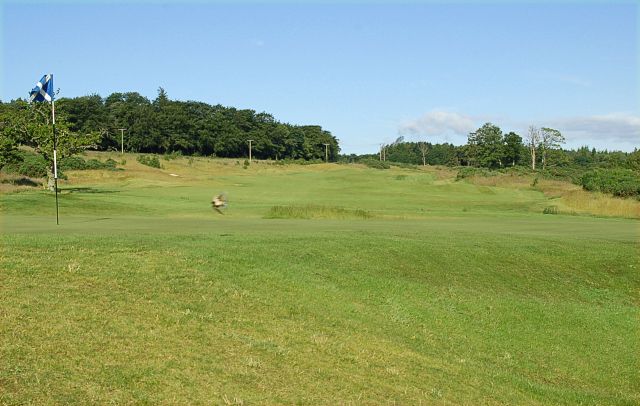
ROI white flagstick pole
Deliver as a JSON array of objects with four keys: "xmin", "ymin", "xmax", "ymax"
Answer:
[{"xmin": 52, "ymin": 96, "xmax": 59, "ymax": 225}]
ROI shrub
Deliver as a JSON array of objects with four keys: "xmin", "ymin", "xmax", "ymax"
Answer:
[
  {"xmin": 580, "ymin": 169, "xmax": 640, "ymax": 198},
  {"xmin": 360, "ymin": 159, "xmax": 390, "ymax": 170},
  {"xmin": 278, "ymin": 158, "xmax": 324, "ymax": 165},
  {"xmin": 137, "ymin": 154, "xmax": 162, "ymax": 169},
  {"xmin": 59, "ymin": 156, "xmax": 86, "ymax": 170},
  {"xmin": 59, "ymin": 156, "xmax": 118, "ymax": 171},
  {"xmin": 543, "ymin": 206, "xmax": 558, "ymax": 215},
  {"xmin": 541, "ymin": 167, "xmax": 584, "ymax": 183},
  {"xmin": 456, "ymin": 167, "xmax": 494, "ymax": 181},
  {"xmin": 3, "ymin": 151, "xmax": 48, "ymax": 178},
  {"xmin": 390, "ymin": 162, "xmax": 418, "ymax": 170},
  {"xmin": 531, "ymin": 176, "xmax": 539, "ymax": 187},
  {"xmin": 163, "ymin": 151, "xmax": 182, "ymax": 161}
]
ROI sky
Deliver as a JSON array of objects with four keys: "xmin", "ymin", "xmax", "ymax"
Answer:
[{"xmin": 2, "ymin": 1, "xmax": 638, "ymax": 154}]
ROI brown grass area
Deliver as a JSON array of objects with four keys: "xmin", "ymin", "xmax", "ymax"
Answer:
[
  {"xmin": 0, "ymin": 174, "xmax": 43, "ymax": 194},
  {"xmin": 467, "ymin": 173, "xmax": 640, "ymax": 219},
  {"xmin": 74, "ymin": 152, "xmax": 346, "ymax": 185},
  {"xmin": 558, "ymin": 189, "xmax": 640, "ymax": 218},
  {"xmin": 423, "ymin": 165, "xmax": 458, "ymax": 180}
]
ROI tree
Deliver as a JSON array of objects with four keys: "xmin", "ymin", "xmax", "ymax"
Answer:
[
  {"xmin": 465, "ymin": 132, "xmax": 479, "ymax": 166},
  {"xmin": 4, "ymin": 89, "xmax": 340, "ymax": 162},
  {"xmin": 472, "ymin": 123, "xmax": 504, "ymax": 168},
  {"xmin": 0, "ymin": 101, "xmax": 25, "ymax": 170},
  {"xmin": 418, "ymin": 141, "xmax": 428, "ymax": 166},
  {"xmin": 5, "ymin": 100, "xmax": 99, "ymax": 190},
  {"xmin": 524, "ymin": 126, "xmax": 540, "ymax": 170},
  {"xmin": 539, "ymin": 127, "xmax": 565, "ymax": 170},
  {"xmin": 628, "ymin": 149, "xmax": 640, "ymax": 172},
  {"xmin": 503, "ymin": 132, "xmax": 523, "ymax": 166}
]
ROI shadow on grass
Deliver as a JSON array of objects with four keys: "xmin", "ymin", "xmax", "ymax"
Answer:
[
  {"xmin": 73, "ymin": 217, "xmax": 113, "ymax": 223},
  {"xmin": 61, "ymin": 187, "xmax": 120, "ymax": 194},
  {"xmin": 1, "ymin": 177, "xmax": 41, "ymax": 187}
]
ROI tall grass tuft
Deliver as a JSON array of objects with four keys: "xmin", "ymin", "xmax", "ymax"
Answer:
[
  {"xmin": 560, "ymin": 190, "xmax": 640, "ymax": 219},
  {"xmin": 264, "ymin": 204, "xmax": 374, "ymax": 219}
]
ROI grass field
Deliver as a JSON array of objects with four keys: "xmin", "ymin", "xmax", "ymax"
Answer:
[{"xmin": 1, "ymin": 153, "xmax": 639, "ymax": 405}]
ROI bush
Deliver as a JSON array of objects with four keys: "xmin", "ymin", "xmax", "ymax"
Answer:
[
  {"xmin": 3, "ymin": 151, "xmax": 48, "ymax": 178},
  {"xmin": 543, "ymin": 206, "xmax": 558, "ymax": 215},
  {"xmin": 541, "ymin": 167, "xmax": 584, "ymax": 183},
  {"xmin": 59, "ymin": 156, "xmax": 118, "ymax": 171},
  {"xmin": 163, "ymin": 151, "xmax": 182, "ymax": 161},
  {"xmin": 390, "ymin": 162, "xmax": 418, "ymax": 170},
  {"xmin": 59, "ymin": 156, "xmax": 86, "ymax": 170},
  {"xmin": 360, "ymin": 159, "xmax": 390, "ymax": 170},
  {"xmin": 455, "ymin": 167, "xmax": 494, "ymax": 181},
  {"xmin": 278, "ymin": 158, "xmax": 324, "ymax": 165},
  {"xmin": 137, "ymin": 154, "xmax": 162, "ymax": 169},
  {"xmin": 580, "ymin": 169, "xmax": 640, "ymax": 198}
]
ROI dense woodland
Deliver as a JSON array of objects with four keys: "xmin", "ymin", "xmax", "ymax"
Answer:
[{"xmin": 0, "ymin": 88, "xmax": 339, "ymax": 161}]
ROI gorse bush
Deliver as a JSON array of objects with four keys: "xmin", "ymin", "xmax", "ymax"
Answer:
[
  {"xmin": 163, "ymin": 151, "xmax": 182, "ymax": 161},
  {"xmin": 580, "ymin": 169, "xmax": 640, "ymax": 198},
  {"xmin": 390, "ymin": 162, "xmax": 418, "ymax": 170},
  {"xmin": 277, "ymin": 158, "xmax": 324, "ymax": 165},
  {"xmin": 456, "ymin": 167, "xmax": 494, "ymax": 181},
  {"xmin": 137, "ymin": 154, "xmax": 162, "ymax": 169},
  {"xmin": 3, "ymin": 152, "xmax": 120, "ymax": 177},
  {"xmin": 59, "ymin": 156, "xmax": 118, "ymax": 171},
  {"xmin": 2, "ymin": 151, "xmax": 48, "ymax": 178},
  {"xmin": 360, "ymin": 159, "xmax": 390, "ymax": 170}
]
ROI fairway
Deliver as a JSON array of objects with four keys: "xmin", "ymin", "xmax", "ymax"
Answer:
[{"xmin": 1, "ymin": 155, "xmax": 639, "ymax": 405}]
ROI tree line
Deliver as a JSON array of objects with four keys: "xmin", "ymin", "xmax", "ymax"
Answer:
[
  {"xmin": 345, "ymin": 122, "xmax": 639, "ymax": 173},
  {"xmin": 0, "ymin": 87, "xmax": 340, "ymax": 163}
]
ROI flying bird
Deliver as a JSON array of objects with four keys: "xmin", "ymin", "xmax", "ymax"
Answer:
[{"xmin": 212, "ymin": 193, "xmax": 227, "ymax": 214}]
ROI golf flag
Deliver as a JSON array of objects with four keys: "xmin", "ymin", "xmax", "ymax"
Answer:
[
  {"xmin": 29, "ymin": 74, "xmax": 54, "ymax": 103},
  {"xmin": 28, "ymin": 73, "xmax": 60, "ymax": 224}
]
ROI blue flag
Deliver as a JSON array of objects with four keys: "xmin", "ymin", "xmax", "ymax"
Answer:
[{"xmin": 29, "ymin": 74, "xmax": 54, "ymax": 103}]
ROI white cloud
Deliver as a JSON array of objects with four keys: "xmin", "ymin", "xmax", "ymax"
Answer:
[
  {"xmin": 398, "ymin": 110, "xmax": 478, "ymax": 144},
  {"xmin": 397, "ymin": 110, "xmax": 639, "ymax": 151},
  {"xmin": 548, "ymin": 113, "xmax": 640, "ymax": 150}
]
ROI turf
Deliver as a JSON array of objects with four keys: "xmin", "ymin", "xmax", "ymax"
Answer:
[{"xmin": 1, "ymin": 155, "xmax": 638, "ymax": 404}]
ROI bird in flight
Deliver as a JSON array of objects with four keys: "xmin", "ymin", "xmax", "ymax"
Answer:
[{"xmin": 212, "ymin": 193, "xmax": 227, "ymax": 214}]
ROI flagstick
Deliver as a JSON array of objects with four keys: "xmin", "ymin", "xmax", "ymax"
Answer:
[{"xmin": 52, "ymin": 99, "xmax": 59, "ymax": 225}]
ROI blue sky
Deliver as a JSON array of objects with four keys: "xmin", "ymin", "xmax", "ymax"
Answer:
[{"xmin": 2, "ymin": 1, "xmax": 638, "ymax": 153}]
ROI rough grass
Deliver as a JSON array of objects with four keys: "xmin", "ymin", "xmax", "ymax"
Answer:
[
  {"xmin": 466, "ymin": 172, "xmax": 640, "ymax": 218},
  {"xmin": 264, "ymin": 204, "xmax": 373, "ymax": 219},
  {"xmin": 1, "ymin": 153, "xmax": 639, "ymax": 404}
]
